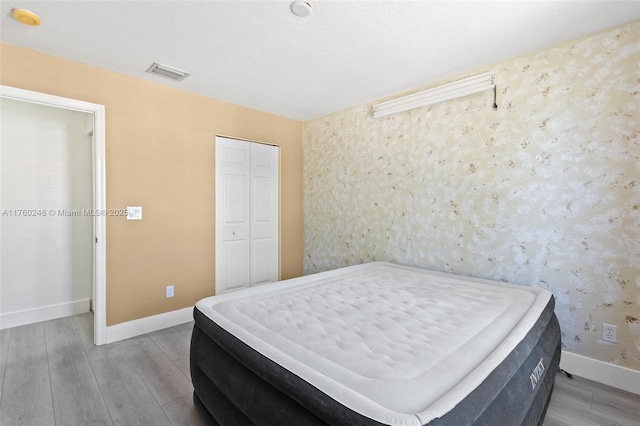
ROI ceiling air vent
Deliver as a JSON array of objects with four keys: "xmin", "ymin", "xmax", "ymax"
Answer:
[{"xmin": 146, "ymin": 62, "xmax": 190, "ymax": 81}]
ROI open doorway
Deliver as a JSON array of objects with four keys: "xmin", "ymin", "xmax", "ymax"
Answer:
[{"xmin": 0, "ymin": 86, "xmax": 106, "ymax": 345}]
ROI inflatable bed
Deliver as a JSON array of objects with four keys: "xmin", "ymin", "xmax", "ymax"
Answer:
[{"xmin": 190, "ymin": 262, "xmax": 561, "ymax": 425}]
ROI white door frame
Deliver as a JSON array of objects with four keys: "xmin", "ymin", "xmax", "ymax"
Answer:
[{"xmin": 0, "ymin": 85, "xmax": 107, "ymax": 345}]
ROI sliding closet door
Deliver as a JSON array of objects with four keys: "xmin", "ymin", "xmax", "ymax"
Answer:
[
  {"xmin": 215, "ymin": 136, "xmax": 278, "ymax": 294},
  {"xmin": 215, "ymin": 138, "xmax": 251, "ymax": 293},
  {"xmin": 250, "ymin": 142, "xmax": 278, "ymax": 286}
]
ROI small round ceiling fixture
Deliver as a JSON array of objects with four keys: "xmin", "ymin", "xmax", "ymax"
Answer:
[
  {"xmin": 290, "ymin": 1, "xmax": 312, "ymax": 17},
  {"xmin": 12, "ymin": 8, "xmax": 41, "ymax": 26}
]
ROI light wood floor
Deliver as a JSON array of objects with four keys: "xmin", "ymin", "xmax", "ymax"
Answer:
[{"xmin": 0, "ymin": 313, "xmax": 637, "ymax": 425}]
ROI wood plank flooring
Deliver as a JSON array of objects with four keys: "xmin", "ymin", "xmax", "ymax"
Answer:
[
  {"xmin": 0, "ymin": 313, "xmax": 638, "ymax": 425},
  {"xmin": 0, "ymin": 313, "xmax": 200, "ymax": 426},
  {"xmin": 545, "ymin": 372, "xmax": 640, "ymax": 426}
]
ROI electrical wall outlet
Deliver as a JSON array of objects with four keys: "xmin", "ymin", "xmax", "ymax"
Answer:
[
  {"xmin": 603, "ymin": 323, "xmax": 616, "ymax": 343},
  {"xmin": 166, "ymin": 285, "xmax": 174, "ymax": 298}
]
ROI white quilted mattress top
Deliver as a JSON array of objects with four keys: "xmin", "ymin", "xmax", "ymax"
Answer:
[{"xmin": 196, "ymin": 262, "xmax": 551, "ymax": 425}]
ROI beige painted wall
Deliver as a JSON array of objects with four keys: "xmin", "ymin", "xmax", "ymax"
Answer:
[
  {"xmin": 303, "ymin": 22, "xmax": 639, "ymax": 370},
  {"xmin": 0, "ymin": 43, "xmax": 303, "ymax": 326}
]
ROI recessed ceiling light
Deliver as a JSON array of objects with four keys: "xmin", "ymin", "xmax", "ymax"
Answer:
[
  {"xmin": 12, "ymin": 8, "xmax": 41, "ymax": 26},
  {"xmin": 146, "ymin": 62, "xmax": 190, "ymax": 82},
  {"xmin": 290, "ymin": 1, "xmax": 312, "ymax": 18}
]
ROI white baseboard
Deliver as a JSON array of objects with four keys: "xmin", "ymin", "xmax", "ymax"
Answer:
[
  {"xmin": 104, "ymin": 306, "xmax": 194, "ymax": 344},
  {"xmin": 0, "ymin": 299, "xmax": 90, "ymax": 330},
  {"xmin": 560, "ymin": 350, "xmax": 640, "ymax": 394}
]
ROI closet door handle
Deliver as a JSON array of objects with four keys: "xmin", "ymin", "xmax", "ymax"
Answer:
[{"xmin": 232, "ymin": 231, "xmax": 237, "ymax": 235}]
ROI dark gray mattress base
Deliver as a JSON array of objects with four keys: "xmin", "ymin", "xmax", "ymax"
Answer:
[{"xmin": 190, "ymin": 298, "xmax": 561, "ymax": 425}]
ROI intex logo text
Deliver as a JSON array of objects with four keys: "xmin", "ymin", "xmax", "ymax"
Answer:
[{"xmin": 529, "ymin": 358, "xmax": 545, "ymax": 390}]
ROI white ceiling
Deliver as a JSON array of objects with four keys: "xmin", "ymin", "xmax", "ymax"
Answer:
[{"xmin": 1, "ymin": 1, "xmax": 638, "ymax": 121}]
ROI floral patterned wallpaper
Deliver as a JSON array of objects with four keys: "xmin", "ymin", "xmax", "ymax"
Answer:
[{"xmin": 303, "ymin": 22, "xmax": 639, "ymax": 370}]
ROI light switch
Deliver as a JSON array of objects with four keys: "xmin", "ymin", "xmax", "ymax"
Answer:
[{"xmin": 127, "ymin": 206, "xmax": 142, "ymax": 220}]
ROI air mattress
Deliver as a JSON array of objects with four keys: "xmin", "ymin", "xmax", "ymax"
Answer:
[{"xmin": 191, "ymin": 262, "xmax": 561, "ymax": 425}]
